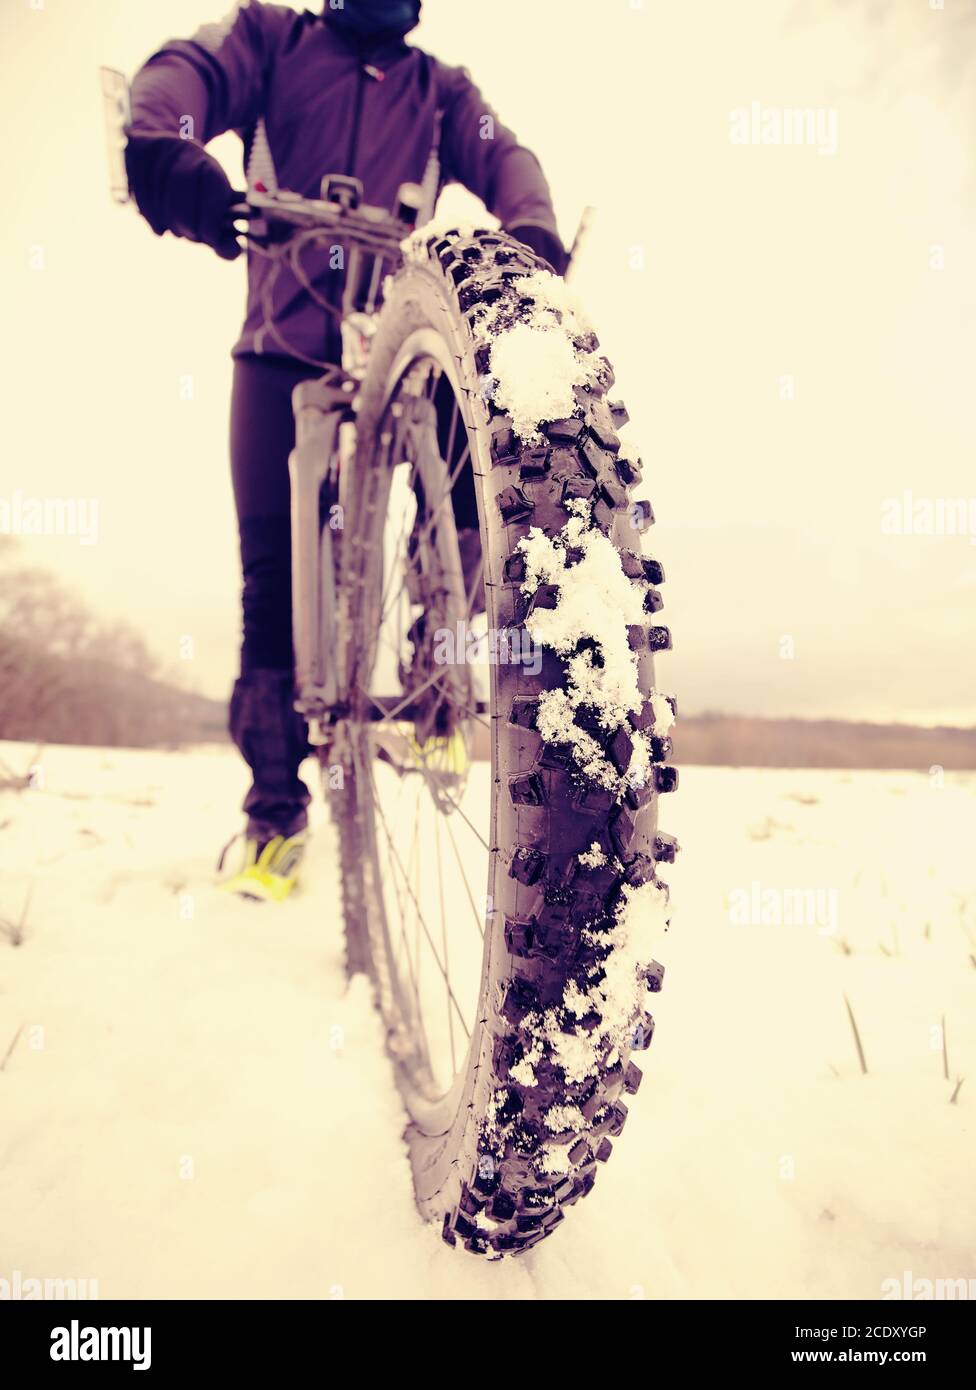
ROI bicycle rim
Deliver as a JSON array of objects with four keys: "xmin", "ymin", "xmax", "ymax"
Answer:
[{"xmin": 343, "ymin": 318, "xmax": 497, "ymax": 1139}]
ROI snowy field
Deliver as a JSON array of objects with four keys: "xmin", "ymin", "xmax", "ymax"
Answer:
[{"xmin": 1, "ymin": 740, "xmax": 973, "ymax": 1300}]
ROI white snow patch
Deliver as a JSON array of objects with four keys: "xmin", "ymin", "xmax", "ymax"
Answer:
[
  {"xmin": 536, "ymin": 1145, "xmax": 574, "ymax": 1177},
  {"xmin": 518, "ymin": 879, "xmax": 670, "ymax": 1088},
  {"xmin": 471, "ymin": 266, "xmax": 602, "ymax": 443},
  {"xmin": 474, "ymin": 1209, "xmax": 503, "ymax": 1231},
  {"xmin": 562, "ymin": 978, "xmax": 592, "ymax": 1020},
  {"xmin": 545, "ymin": 1018, "xmax": 604, "ymax": 1086},
  {"xmin": 510, "ymin": 270, "xmax": 594, "ymax": 337},
  {"xmin": 488, "ymin": 324, "xmax": 585, "ymax": 445},
  {"xmin": 578, "ymin": 841, "xmax": 608, "ymax": 869},
  {"xmin": 649, "ymin": 691, "xmax": 676, "ymax": 736},
  {"xmin": 509, "ymin": 1036, "xmax": 542, "ymax": 1088},
  {"xmin": 545, "ymin": 1104, "xmax": 585, "ymax": 1136},
  {"xmin": 588, "ymin": 880, "xmax": 670, "ymax": 1043},
  {"xmin": 626, "ymin": 730, "xmax": 653, "ymax": 789},
  {"xmin": 402, "ymin": 217, "xmax": 481, "ymax": 259},
  {"xmin": 518, "ymin": 504, "xmax": 648, "ymax": 786},
  {"xmin": 409, "ymin": 235, "xmax": 602, "ymax": 446},
  {"xmin": 508, "ymin": 1057, "xmax": 538, "ymax": 1088},
  {"xmin": 536, "ymin": 688, "xmax": 617, "ymax": 790},
  {"xmin": 470, "ymin": 268, "xmax": 593, "ymax": 349}
]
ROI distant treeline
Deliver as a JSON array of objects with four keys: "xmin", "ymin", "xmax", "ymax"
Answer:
[
  {"xmin": 0, "ymin": 543, "xmax": 224, "ymax": 748},
  {"xmin": 2, "ymin": 545, "xmax": 973, "ymax": 765},
  {"xmin": 0, "ymin": 635, "xmax": 225, "ymax": 747},
  {"xmin": 672, "ymin": 713, "xmax": 976, "ymax": 771}
]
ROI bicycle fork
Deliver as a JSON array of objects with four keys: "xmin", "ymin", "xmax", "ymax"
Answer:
[{"xmin": 288, "ymin": 369, "xmax": 354, "ymax": 743}]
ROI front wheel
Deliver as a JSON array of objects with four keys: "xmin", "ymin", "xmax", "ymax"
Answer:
[{"xmin": 333, "ymin": 227, "xmax": 678, "ymax": 1256}]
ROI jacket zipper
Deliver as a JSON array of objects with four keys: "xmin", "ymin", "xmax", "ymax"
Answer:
[
  {"xmin": 331, "ymin": 62, "xmax": 382, "ymax": 361},
  {"xmin": 345, "ymin": 66, "xmax": 366, "ymax": 176},
  {"xmin": 345, "ymin": 61, "xmax": 385, "ymax": 176}
]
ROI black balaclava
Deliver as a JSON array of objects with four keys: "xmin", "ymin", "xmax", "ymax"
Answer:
[{"xmin": 324, "ymin": 0, "xmax": 421, "ymax": 41}]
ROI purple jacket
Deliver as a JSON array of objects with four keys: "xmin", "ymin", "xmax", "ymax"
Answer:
[{"xmin": 128, "ymin": 2, "xmax": 561, "ymax": 363}]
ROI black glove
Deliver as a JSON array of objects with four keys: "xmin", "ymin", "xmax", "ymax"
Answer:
[
  {"xmin": 124, "ymin": 132, "xmax": 243, "ymax": 261},
  {"xmin": 507, "ymin": 222, "xmax": 570, "ymax": 276}
]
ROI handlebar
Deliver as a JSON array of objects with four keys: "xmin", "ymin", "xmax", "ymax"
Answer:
[
  {"xmin": 234, "ymin": 175, "xmax": 426, "ymax": 357},
  {"xmin": 234, "ymin": 176, "xmax": 423, "ymax": 263}
]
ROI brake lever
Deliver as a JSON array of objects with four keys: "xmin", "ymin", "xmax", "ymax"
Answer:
[{"xmin": 229, "ymin": 200, "xmax": 269, "ymax": 247}]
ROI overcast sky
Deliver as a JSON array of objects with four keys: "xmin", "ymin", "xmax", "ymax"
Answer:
[{"xmin": 2, "ymin": 0, "xmax": 975, "ymax": 726}]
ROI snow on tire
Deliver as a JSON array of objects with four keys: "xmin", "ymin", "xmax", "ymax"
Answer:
[{"xmin": 344, "ymin": 226, "xmax": 679, "ymax": 1257}]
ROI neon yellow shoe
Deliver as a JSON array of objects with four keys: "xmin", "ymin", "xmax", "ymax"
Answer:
[{"xmin": 217, "ymin": 831, "xmax": 307, "ymax": 903}]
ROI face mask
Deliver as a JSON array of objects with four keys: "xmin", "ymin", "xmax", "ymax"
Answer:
[{"xmin": 326, "ymin": 0, "xmax": 421, "ymax": 40}]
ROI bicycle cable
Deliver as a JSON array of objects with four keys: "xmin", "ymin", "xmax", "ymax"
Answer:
[{"xmin": 244, "ymin": 226, "xmax": 392, "ymax": 371}]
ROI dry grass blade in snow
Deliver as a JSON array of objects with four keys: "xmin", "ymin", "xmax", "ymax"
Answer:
[
  {"xmin": 0, "ymin": 1025, "xmax": 25, "ymax": 1073},
  {"xmin": 0, "ymin": 883, "xmax": 32, "ymax": 947},
  {"xmin": 843, "ymin": 993, "xmax": 869, "ymax": 1076}
]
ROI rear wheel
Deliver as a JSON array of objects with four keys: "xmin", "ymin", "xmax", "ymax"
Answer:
[{"xmin": 333, "ymin": 227, "xmax": 679, "ymax": 1256}]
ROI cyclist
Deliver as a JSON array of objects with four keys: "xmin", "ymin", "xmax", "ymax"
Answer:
[{"xmin": 124, "ymin": 0, "xmax": 569, "ymax": 901}]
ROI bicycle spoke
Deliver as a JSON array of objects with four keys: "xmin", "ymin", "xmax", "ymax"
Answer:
[
  {"xmin": 392, "ymin": 790, "xmax": 425, "ymax": 1032},
  {"xmin": 406, "ymin": 751, "xmax": 491, "ymax": 852},
  {"xmin": 376, "ymin": 461, "xmax": 415, "ymax": 626},
  {"xmin": 365, "ymin": 754, "xmax": 471, "ymax": 1038},
  {"xmin": 444, "ymin": 393, "xmax": 461, "ymax": 475},
  {"xmin": 433, "ymin": 811, "xmax": 457, "ymax": 1077},
  {"xmin": 361, "ymin": 686, "xmax": 491, "ymax": 851},
  {"xmin": 411, "ymin": 780, "xmax": 422, "ymax": 1020},
  {"xmin": 463, "ymin": 551, "xmax": 484, "ymax": 619},
  {"xmin": 377, "ymin": 442, "xmax": 471, "ymax": 635},
  {"xmin": 348, "ymin": 349, "xmax": 497, "ymax": 1101},
  {"xmin": 411, "ymin": 440, "xmax": 471, "ymax": 551},
  {"xmin": 442, "ymin": 810, "xmax": 486, "ymax": 941},
  {"xmin": 388, "ymin": 775, "xmax": 415, "ymax": 962},
  {"xmin": 454, "ymin": 702, "xmax": 491, "ymax": 732},
  {"xmin": 360, "ymin": 667, "xmax": 457, "ymax": 724}
]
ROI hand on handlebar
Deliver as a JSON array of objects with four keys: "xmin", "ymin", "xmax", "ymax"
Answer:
[
  {"xmin": 506, "ymin": 223, "xmax": 570, "ymax": 277},
  {"xmin": 125, "ymin": 132, "xmax": 245, "ymax": 262}
]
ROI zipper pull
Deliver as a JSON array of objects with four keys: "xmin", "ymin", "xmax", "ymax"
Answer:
[{"xmin": 363, "ymin": 63, "xmax": 384, "ymax": 81}]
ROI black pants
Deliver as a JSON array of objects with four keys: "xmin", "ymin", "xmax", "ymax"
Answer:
[
  {"xmin": 227, "ymin": 353, "xmax": 482, "ymax": 838},
  {"xmin": 229, "ymin": 354, "xmax": 323, "ymax": 840}
]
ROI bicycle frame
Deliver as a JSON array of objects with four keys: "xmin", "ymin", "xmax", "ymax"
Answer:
[
  {"xmin": 288, "ymin": 368, "xmax": 352, "ymax": 731},
  {"xmin": 240, "ymin": 182, "xmax": 424, "ymax": 744}
]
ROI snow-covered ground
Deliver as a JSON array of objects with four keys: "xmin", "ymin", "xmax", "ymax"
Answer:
[{"xmin": 1, "ymin": 740, "xmax": 973, "ymax": 1300}]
